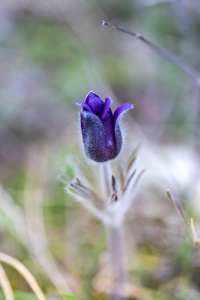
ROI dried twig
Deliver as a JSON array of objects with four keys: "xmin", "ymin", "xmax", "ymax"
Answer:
[{"xmin": 102, "ymin": 21, "xmax": 200, "ymax": 83}]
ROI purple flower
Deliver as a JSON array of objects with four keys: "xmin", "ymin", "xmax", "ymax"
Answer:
[{"xmin": 77, "ymin": 92, "xmax": 133, "ymax": 162}]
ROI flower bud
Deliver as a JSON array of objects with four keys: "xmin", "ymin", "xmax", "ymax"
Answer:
[{"xmin": 77, "ymin": 92, "xmax": 133, "ymax": 162}]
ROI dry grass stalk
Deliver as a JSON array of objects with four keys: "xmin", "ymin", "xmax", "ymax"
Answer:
[
  {"xmin": 166, "ymin": 189, "xmax": 188, "ymax": 224},
  {"xmin": 0, "ymin": 263, "xmax": 14, "ymax": 300},
  {"xmin": 0, "ymin": 252, "xmax": 46, "ymax": 300},
  {"xmin": 190, "ymin": 218, "xmax": 200, "ymax": 247}
]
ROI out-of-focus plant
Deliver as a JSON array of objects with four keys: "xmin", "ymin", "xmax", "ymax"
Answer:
[
  {"xmin": 57, "ymin": 291, "xmax": 78, "ymax": 300},
  {"xmin": 0, "ymin": 252, "xmax": 46, "ymax": 300}
]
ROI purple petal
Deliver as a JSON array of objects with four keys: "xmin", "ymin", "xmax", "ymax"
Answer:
[
  {"xmin": 85, "ymin": 91, "xmax": 100, "ymax": 104},
  {"xmin": 115, "ymin": 123, "xmax": 122, "ymax": 157},
  {"xmin": 101, "ymin": 110, "xmax": 116, "ymax": 160},
  {"xmin": 101, "ymin": 97, "xmax": 112, "ymax": 120},
  {"xmin": 77, "ymin": 101, "xmax": 93, "ymax": 112},
  {"xmin": 85, "ymin": 91, "xmax": 104, "ymax": 114},
  {"xmin": 80, "ymin": 111, "xmax": 109, "ymax": 162},
  {"xmin": 113, "ymin": 103, "xmax": 133, "ymax": 128}
]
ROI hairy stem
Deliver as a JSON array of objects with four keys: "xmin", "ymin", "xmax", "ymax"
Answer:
[
  {"xmin": 101, "ymin": 162, "xmax": 112, "ymax": 198},
  {"xmin": 108, "ymin": 225, "xmax": 125, "ymax": 300}
]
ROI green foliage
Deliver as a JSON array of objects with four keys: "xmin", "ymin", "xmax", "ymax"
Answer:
[
  {"xmin": 173, "ymin": 237, "xmax": 195, "ymax": 276},
  {"xmin": 0, "ymin": 291, "xmax": 56, "ymax": 300},
  {"xmin": 57, "ymin": 291, "xmax": 78, "ymax": 300}
]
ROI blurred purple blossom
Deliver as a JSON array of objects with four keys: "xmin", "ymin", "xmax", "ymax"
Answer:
[{"xmin": 77, "ymin": 91, "xmax": 133, "ymax": 162}]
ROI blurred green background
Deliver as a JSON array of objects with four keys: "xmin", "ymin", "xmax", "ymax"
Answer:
[{"xmin": 1, "ymin": 0, "xmax": 200, "ymax": 299}]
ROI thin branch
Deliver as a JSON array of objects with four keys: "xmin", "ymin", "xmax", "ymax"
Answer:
[{"xmin": 102, "ymin": 21, "xmax": 200, "ymax": 84}]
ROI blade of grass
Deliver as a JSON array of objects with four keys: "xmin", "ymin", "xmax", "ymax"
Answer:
[
  {"xmin": 0, "ymin": 253, "xmax": 46, "ymax": 300},
  {"xmin": 0, "ymin": 264, "xmax": 14, "ymax": 300},
  {"xmin": 57, "ymin": 291, "xmax": 78, "ymax": 300}
]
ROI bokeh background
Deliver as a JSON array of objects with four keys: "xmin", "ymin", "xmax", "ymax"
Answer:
[{"xmin": 1, "ymin": 0, "xmax": 200, "ymax": 299}]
